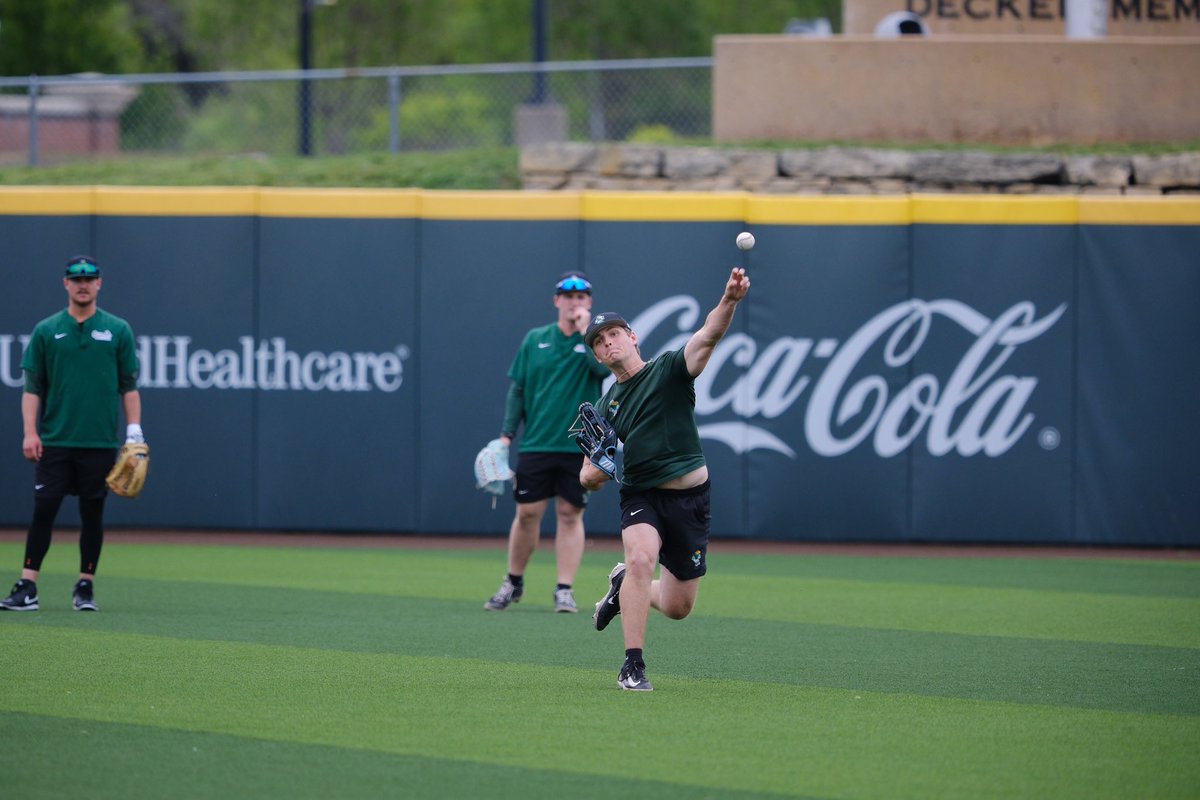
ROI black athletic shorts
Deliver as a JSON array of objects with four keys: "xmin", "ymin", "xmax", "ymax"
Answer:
[
  {"xmin": 512, "ymin": 451, "xmax": 589, "ymax": 508},
  {"xmin": 34, "ymin": 446, "xmax": 117, "ymax": 500},
  {"xmin": 618, "ymin": 479, "xmax": 711, "ymax": 581}
]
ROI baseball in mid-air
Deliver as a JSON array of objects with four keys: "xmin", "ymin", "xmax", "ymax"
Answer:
[{"xmin": 736, "ymin": 231, "xmax": 756, "ymax": 251}]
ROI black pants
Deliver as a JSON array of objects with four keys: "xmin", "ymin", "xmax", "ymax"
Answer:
[{"xmin": 24, "ymin": 446, "xmax": 115, "ymax": 575}]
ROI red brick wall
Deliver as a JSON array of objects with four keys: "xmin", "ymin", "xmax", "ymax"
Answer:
[{"xmin": 0, "ymin": 114, "xmax": 121, "ymax": 156}]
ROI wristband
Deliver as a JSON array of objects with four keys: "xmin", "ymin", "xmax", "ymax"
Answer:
[{"xmin": 126, "ymin": 423, "xmax": 145, "ymax": 444}]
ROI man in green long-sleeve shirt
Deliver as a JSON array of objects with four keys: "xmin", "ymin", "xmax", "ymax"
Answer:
[{"xmin": 484, "ymin": 272, "xmax": 609, "ymax": 614}]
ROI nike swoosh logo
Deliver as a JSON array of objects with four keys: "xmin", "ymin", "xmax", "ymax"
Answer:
[
  {"xmin": 35, "ymin": 484, "xmax": 45, "ymax": 491},
  {"xmin": 607, "ymin": 596, "xmax": 618, "ymax": 605},
  {"xmin": 54, "ymin": 333, "xmax": 67, "ymax": 339},
  {"xmin": 538, "ymin": 342, "xmax": 551, "ymax": 348},
  {"xmin": 630, "ymin": 509, "xmax": 643, "ymax": 516}
]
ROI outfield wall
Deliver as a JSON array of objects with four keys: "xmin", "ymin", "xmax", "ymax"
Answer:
[{"xmin": 0, "ymin": 188, "xmax": 1197, "ymax": 546}]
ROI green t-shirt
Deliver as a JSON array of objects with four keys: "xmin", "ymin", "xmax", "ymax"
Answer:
[
  {"xmin": 22, "ymin": 308, "xmax": 140, "ymax": 448},
  {"xmin": 595, "ymin": 347, "xmax": 705, "ymax": 490},
  {"xmin": 504, "ymin": 322, "xmax": 608, "ymax": 453}
]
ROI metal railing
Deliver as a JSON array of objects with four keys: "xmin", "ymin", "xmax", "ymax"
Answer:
[{"xmin": 0, "ymin": 57, "xmax": 713, "ymax": 166}]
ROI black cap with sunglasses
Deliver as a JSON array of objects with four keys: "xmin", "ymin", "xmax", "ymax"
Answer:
[
  {"xmin": 555, "ymin": 272, "xmax": 592, "ymax": 294},
  {"xmin": 65, "ymin": 255, "xmax": 101, "ymax": 279}
]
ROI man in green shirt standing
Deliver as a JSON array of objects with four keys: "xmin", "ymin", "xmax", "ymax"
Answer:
[
  {"xmin": 484, "ymin": 272, "xmax": 609, "ymax": 614},
  {"xmin": 580, "ymin": 266, "xmax": 751, "ymax": 691},
  {"xmin": 1, "ymin": 256, "xmax": 143, "ymax": 613}
]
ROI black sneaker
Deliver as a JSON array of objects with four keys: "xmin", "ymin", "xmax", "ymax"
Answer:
[
  {"xmin": 617, "ymin": 658, "xmax": 653, "ymax": 691},
  {"xmin": 484, "ymin": 577, "xmax": 523, "ymax": 611},
  {"xmin": 593, "ymin": 562, "xmax": 625, "ymax": 631},
  {"xmin": 0, "ymin": 579, "xmax": 39, "ymax": 611},
  {"xmin": 73, "ymin": 579, "xmax": 98, "ymax": 612}
]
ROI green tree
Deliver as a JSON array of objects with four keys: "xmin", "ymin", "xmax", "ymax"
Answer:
[
  {"xmin": 127, "ymin": 0, "xmax": 840, "ymax": 73},
  {"xmin": 2, "ymin": 0, "xmax": 842, "ymax": 78},
  {"xmin": 0, "ymin": 0, "xmax": 843, "ymax": 156},
  {"xmin": 0, "ymin": 0, "xmax": 152, "ymax": 76}
]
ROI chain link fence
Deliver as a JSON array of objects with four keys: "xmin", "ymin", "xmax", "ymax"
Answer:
[{"xmin": 0, "ymin": 58, "xmax": 712, "ymax": 166}]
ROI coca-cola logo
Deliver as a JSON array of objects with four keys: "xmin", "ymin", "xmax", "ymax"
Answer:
[{"xmin": 627, "ymin": 296, "xmax": 1066, "ymax": 459}]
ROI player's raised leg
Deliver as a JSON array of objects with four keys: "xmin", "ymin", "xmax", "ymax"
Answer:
[{"xmin": 653, "ymin": 566, "xmax": 700, "ymax": 621}]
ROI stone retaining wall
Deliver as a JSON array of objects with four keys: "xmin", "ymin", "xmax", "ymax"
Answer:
[{"xmin": 520, "ymin": 143, "xmax": 1200, "ymax": 195}]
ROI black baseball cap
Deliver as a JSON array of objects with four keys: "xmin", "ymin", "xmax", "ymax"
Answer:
[
  {"xmin": 65, "ymin": 255, "xmax": 100, "ymax": 278},
  {"xmin": 584, "ymin": 311, "xmax": 630, "ymax": 348},
  {"xmin": 555, "ymin": 271, "xmax": 592, "ymax": 294}
]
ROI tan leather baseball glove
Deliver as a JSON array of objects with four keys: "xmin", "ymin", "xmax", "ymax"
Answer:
[{"xmin": 106, "ymin": 442, "xmax": 150, "ymax": 498}]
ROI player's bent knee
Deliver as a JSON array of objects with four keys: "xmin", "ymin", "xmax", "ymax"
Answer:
[
  {"xmin": 658, "ymin": 577, "xmax": 699, "ymax": 619},
  {"xmin": 660, "ymin": 597, "xmax": 695, "ymax": 620}
]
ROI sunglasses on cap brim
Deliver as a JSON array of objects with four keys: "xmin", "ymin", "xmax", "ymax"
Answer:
[
  {"xmin": 556, "ymin": 277, "xmax": 591, "ymax": 293},
  {"xmin": 66, "ymin": 262, "xmax": 99, "ymax": 277}
]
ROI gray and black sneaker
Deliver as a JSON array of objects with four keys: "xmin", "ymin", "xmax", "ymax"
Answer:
[
  {"xmin": 617, "ymin": 658, "xmax": 653, "ymax": 691},
  {"xmin": 0, "ymin": 579, "xmax": 39, "ymax": 611},
  {"xmin": 593, "ymin": 562, "xmax": 626, "ymax": 631},
  {"xmin": 72, "ymin": 579, "xmax": 98, "ymax": 612},
  {"xmin": 554, "ymin": 587, "xmax": 578, "ymax": 613},
  {"xmin": 484, "ymin": 577, "xmax": 523, "ymax": 611}
]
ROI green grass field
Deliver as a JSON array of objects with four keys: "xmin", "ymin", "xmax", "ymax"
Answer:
[{"xmin": 1, "ymin": 537, "xmax": 1197, "ymax": 799}]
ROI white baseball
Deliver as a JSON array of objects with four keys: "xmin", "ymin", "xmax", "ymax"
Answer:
[{"xmin": 736, "ymin": 231, "xmax": 756, "ymax": 251}]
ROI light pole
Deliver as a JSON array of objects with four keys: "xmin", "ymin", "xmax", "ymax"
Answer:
[
  {"xmin": 298, "ymin": 1, "xmax": 336, "ymax": 155},
  {"xmin": 530, "ymin": 0, "xmax": 548, "ymax": 104},
  {"xmin": 514, "ymin": 0, "xmax": 565, "ymax": 146},
  {"xmin": 299, "ymin": 0, "xmax": 313, "ymax": 156}
]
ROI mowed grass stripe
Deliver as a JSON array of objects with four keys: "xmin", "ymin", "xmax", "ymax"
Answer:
[
  {"xmin": 4, "ymin": 627, "xmax": 1197, "ymax": 800},
  {"xmin": 6, "ymin": 712, "xmax": 797, "ymax": 800},
  {"xmin": 70, "ymin": 542, "xmax": 1200, "ymax": 598},
  {"xmin": 6, "ymin": 576, "xmax": 1197, "ymax": 715},
  {"xmin": 704, "ymin": 575, "xmax": 1200, "ymax": 649},
  {"xmin": 21, "ymin": 543, "xmax": 1196, "ymax": 649},
  {"xmin": 711, "ymin": 551, "xmax": 1200, "ymax": 598}
]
